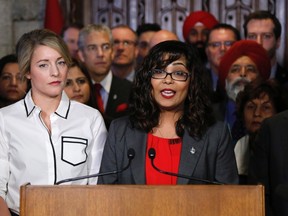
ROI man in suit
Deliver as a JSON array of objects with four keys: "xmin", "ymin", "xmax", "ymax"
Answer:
[
  {"xmin": 249, "ymin": 110, "xmax": 288, "ymax": 216},
  {"xmin": 78, "ymin": 24, "xmax": 132, "ymax": 128},
  {"xmin": 243, "ymin": 10, "xmax": 288, "ymax": 86},
  {"xmin": 205, "ymin": 23, "xmax": 241, "ymax": 98},
  {"xmin": 111, "ymin": 25, "xmax": 139, "ymax": 82}
]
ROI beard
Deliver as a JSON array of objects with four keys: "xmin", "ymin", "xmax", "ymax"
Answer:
[
  {"xmin": 190, "ymin": 41, "xmax": 207, "ymax": 63},
  {"xmin": 225, "ymin": 77, "xmax": 251, "ymax": 101},
  {"xmin": 197, "ymin": 46, "xmax": 208, "ymax": 63}
]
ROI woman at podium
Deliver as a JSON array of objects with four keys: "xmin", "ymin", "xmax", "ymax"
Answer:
[{"xmin": 98, "ymin": 40, "xmax": 239, "ymax": 185}]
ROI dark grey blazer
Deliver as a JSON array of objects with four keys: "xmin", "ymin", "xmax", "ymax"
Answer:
[
  {"xmin": 249, "ymin": 110, "xmax": 288, "ymax": 216},
  {"xmin": 99, "ymin": 116, "xmax": 239, "ymax": 185}
]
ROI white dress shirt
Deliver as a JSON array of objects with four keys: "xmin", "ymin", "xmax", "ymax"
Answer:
[
  {"xmin": 0, "ymin": 90, "xmax": 107, "ymax": 214},
  {"xmin": 234, "ymin": 135, "xmax": 250, "ymax": 175},
  {"xmin": 125, "ymin": 70, "xmax": 135, "ymax": 82}
]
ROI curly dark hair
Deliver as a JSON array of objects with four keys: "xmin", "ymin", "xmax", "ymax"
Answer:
[
  {"xmin": 129, "ymin": 40, "xmax": 215, "ymax": 139},
  {"xmin": 236, "ymin": 79, "xmax": 288, "ymax": 119}
]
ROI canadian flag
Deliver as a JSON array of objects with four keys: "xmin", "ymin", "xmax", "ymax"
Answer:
[{"xmin": 44, "ymin": 0, "xmax": 64, "ymax": 34}]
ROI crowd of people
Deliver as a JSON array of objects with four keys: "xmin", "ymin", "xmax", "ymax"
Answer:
[{"xmin": 0, "ymin": 9, "xmax": 287, "ymax": 216}]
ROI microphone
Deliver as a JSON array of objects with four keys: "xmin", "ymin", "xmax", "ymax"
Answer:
[
  {"xmin": 56, "ymin": 148, "xmax": 135, "ymax": 185},
  {"xmin": 148, "ymin": 148, "xmax": 223, "ymax": 185}
]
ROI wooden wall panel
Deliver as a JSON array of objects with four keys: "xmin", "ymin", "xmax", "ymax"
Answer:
[{"xmin": 67, "ymin": 0, "xmax": 287, "ymax": 67}]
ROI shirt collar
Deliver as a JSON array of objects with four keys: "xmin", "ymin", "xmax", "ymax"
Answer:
[
  {"xmin": 100, "ymin": 70, "xmax": 112, "ymax": 94},
  {"xmin": 270, "ymin": 62, "xmax": 277, "ymax": 79},
  {"xmin": 126, "ymin": 70, "xmax": 135, "ymax": 82},
  {"xmin": 24, "ymin": 90, "xmax": 71, "ymax": 119},
  {"xmin": 91, "ymin": 70, "xmax": 112, "ymax": 94}
]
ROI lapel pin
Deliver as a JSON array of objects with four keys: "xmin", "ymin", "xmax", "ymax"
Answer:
[{"xmin": 190, "ymin": 147, "xmax": 196, "ymax": 154}]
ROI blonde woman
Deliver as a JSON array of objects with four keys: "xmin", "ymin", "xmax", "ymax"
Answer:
[{"xmin": 0, "ymin": 29, "xmax": 107, "ymax": 215}]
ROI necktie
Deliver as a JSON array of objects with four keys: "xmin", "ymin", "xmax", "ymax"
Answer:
[{"xmin": 94, "ymin": 83, "xmax": 104, "ymax": 113}]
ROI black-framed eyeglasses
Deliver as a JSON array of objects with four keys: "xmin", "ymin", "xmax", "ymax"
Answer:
[{"xmin": 150, "ymin": 69, "xmax": 190, "ymax": 81}]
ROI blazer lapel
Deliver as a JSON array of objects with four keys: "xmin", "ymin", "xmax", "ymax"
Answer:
[
  {"xmin": 177, "ymin": 131, "xmax": 205, "ymax": 184},
  {"xmin": 125, "ymin": 127, "xmax": 147, "ymax": 184},
  {"xmin": 105, "ymin": 77, "xmax": 119, "ymax": 116},
  {"xmin": 281, "ymin": 112, "xmax": 288, "ymax": 180}
]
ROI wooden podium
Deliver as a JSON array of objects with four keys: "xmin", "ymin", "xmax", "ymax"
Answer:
[{"xmin": 20, "ymin": 184, "xmax": 264, "ymax": 216}]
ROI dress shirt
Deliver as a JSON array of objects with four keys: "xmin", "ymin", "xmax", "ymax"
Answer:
[
  {"xmin": 210, "ymin": 69, "xmax": 218, "ymax": 91},
  {"xmin": 270, "ymin": 62, "xmax": 277, "ymax": 79},
  {"xmin": 0, "ymin": 90, "xmax": 107, "ymax": 214},
  {"xmin": 125, "ymin": 70, "xmax": 135, "ymax": 82},
  {"xmin": 234, "ymin": 135, "xmax": 250, "ymax": 175}
]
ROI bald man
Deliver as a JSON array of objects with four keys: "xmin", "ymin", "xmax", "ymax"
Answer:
[{"xmin": 148, "ymin": 30, "xmax": 179, "ymax": 49}]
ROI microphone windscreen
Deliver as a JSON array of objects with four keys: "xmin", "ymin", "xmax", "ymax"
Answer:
[
  {"xmin": 127, "ymin": 148, "xmax": 135, "ymax": 159},
  {"xmin": 148, "ymin": 148, "xmax": 156, "ymax": 159}
]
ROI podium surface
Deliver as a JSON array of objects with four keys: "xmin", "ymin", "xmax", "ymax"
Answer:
[{"xmin": 20, "ymin": 184, "xmax": 264, "ymax": 216}]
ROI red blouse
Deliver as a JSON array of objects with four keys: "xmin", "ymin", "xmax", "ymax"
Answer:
[{"xmin": 146, "ymin": 133, "xmax": 182, "ymax": 185}]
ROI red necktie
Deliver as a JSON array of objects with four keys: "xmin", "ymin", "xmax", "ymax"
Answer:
[{"xmin": 94, "ymin": 83, "xmax": 104, "ymax": 113}]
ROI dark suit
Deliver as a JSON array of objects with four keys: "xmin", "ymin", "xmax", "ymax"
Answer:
[
  {"xmin": 95, "ymin": 75, "xmax": 132, "ymax": 129},
  {"xmin": 275, "ymin": 63, "xmax": 288, "ymax": 85},
  {"xmin": 249, "ymin": 110, "xmax": 288, "ymax": 216},
  {"xmin": 204, "ymin": 68, "xmax": 227, "ymax": 122},
  {"xmin": 99, "ymin": 116, "xmax": 239, "ymax": 184}
]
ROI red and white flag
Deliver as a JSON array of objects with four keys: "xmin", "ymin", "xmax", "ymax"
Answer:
[{"xmin": 44, "ymin": 0, "xmax": 64, "ymax": 34}]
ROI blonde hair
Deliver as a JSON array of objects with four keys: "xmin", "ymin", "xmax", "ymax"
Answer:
[{"xmin": 16, "ymin": 29, "xmax": 72, "ymax": 77}]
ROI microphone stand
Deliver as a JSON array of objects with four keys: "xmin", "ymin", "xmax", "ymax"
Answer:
[
  {"xmin": 56, "ymin": 148, "xmax": 135, "ymax": 185},
  {"xmin": 148, "ymin": 148, "xmax": 223, "ymax": 185}
]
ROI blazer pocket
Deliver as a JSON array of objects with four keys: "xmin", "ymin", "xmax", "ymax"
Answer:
[{"xmin": 61, "ymin": 136, "xmax": 88, "ymax": 166}]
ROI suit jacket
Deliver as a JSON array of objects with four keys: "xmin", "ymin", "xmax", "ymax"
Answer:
[
  {"xmin": 98, "ymin": 116, "xmax": 239, "ymax": 185},
  {"xmin": 96, "ymin": 75, "xmax": 132, "ymax": 129},
  {"xmin": 204, "ymin": 68, "xmax": 227, "ymax": 122},
  {"xmin": 249, "ymin": 110, "xmax": 288, "ymax": 216},
  {"xmin": 275, "ymin": 63, "xmax": 288, "ymax": 85}
]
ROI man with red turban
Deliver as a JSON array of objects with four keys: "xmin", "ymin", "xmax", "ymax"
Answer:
[
  {"xmin": 182, "ymin": 11, "xmax": 218, "ymax": 63},
  {"xmin": 217, "ymin": 40, "xmax": 271, "ymax": 144},
  {"xmin": 219, "ymin": 40, "xmax": 271, "ymax": 100}
]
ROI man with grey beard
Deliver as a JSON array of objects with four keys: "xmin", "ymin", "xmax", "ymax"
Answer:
[
  {"xmin": 225, "ymin": 75, "xmax": 251, "ymax": 102},
  {"xmin": 217, "ymin": 40, "xmax": 271, "ymax": 144}
]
